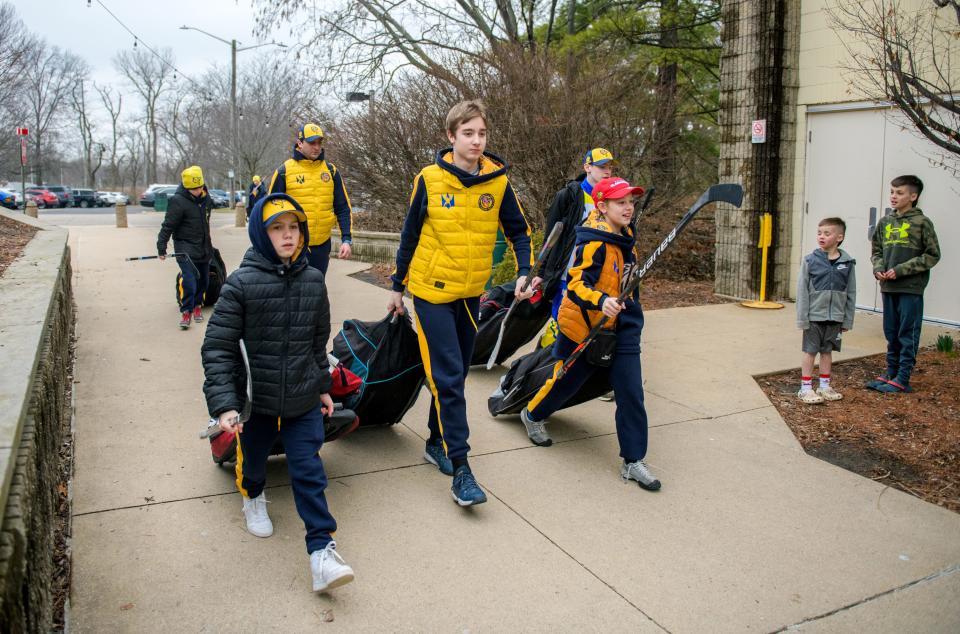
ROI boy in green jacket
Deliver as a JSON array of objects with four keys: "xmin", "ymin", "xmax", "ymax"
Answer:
[{"xmin": 867, "ymin": 175, "xmax": 941, "ymax": 393}]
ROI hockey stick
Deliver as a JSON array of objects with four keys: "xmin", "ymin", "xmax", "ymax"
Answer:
[
  {"xmin": 200, "ymin": 340, "xmax": 253, "ymax": 439},
  {"xmin": 124, "ymin": 253, "xmax": 187, "ymax": 261},
  {"xmin": 485, "ymin": 221, "xmax": 565, "ymax": 369},
  {"xmin": 555, "ymin": 183, "xmax": 744, "ymax": 380}
]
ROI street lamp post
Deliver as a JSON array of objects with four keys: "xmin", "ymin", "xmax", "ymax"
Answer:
[{"xmin": 179, "ymin": 26, "xmax": 286, "ymax": 207}]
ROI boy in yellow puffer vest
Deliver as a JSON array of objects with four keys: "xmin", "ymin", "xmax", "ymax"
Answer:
[
  {"xmin": 387, "ymin": 100, "xmax": 536, "ymax": 507},
  {"xmin": 522, "ymin": 177, "xmax": 661, "ymax": 491}
]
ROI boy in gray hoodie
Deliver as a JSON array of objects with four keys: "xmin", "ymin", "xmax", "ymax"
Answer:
[{"xmin": 796, "ymin": 217, "xmax": 856, "ymax": 404}]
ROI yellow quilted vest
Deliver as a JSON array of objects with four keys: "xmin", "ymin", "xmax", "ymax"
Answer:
[
  {"xmin": 407, "ymin": 157, "xmax": 508, "ymax": 303},
  {"xmin": 283, "ymin": 158, "xmax": 336, "ymax": 245}
]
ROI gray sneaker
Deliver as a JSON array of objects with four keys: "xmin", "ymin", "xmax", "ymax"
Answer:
[
  {"xmin": 520, "ymin": 408, "xmax": 552, "ymax": 447},
  {"xmin": 621, "ymin": 460, "xmax": 661, "ymax": 491}
]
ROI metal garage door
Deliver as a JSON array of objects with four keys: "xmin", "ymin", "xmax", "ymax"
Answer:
[{"xmin": 803, "ymin": 106, "xmax": 959, "ymax": 326}]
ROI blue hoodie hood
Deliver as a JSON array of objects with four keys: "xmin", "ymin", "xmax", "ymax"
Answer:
[{"xmin": 248, "ymin": 193, "xmax": 310, "ymax": 267}]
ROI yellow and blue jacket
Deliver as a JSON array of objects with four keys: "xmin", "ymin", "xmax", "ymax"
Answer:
[
  {"xmin": 556, "ymin": 212, "xmax": 643, "ymax": 350},
  {"xmin": 268, "ymin": 148, "xmax": 353, "ymax": 246},
  {"xmin": 391, "ymin": 149, "xmax": 533, "ymax": 304}
]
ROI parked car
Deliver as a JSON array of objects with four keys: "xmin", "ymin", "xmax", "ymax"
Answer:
[
  {"xmin": 100, "ymin": 191, "xmax": 124, "ymax": 205},
  {"xmin": 0, "ymin": 189, "xmax": 18, "ymax": 210},
  {"xmin": 208, "ymin": 189, "xmax": 230, "ymax": 208},
  {"xmin": 26, "ymin": 188, "xmax": 59, "ymax": 208},
  {"xmin": 147, "ymin": 186, "xmax": 178, "ymax": 210},
  {"xmin": 72, "ymin": 188, "xmax": 100, "ymax": 208},
  {"xmin": 44, "ymin": 185, "xmax": 74, "ymax": 208},
  {"xmin": 140, "ymin": 183, "xmax": 177, "ymax": 207},
  {"xmin": 95, "ymin": 191, "xmax": 112, "ymax": 206}
]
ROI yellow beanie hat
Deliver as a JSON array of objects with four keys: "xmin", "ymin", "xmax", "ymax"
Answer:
[{"xmin": 181, "ymin": 165, "xmax": 204, "ymax": 189}]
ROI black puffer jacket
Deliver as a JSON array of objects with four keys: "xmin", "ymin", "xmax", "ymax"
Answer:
[
  {"xmin": 201, "ymin": 246, "xmax": 332, "ymax": 419},
  {"xmin": 157, "ymin": 185, "xmax": 214, "ymax": 261},
  {"xmin": 541, "ymin": 175, "xmax": 588, "ymax": 298}
]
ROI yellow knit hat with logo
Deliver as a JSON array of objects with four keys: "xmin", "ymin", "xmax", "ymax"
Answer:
[{"xmin": 181, "ymin": 165, "xmax": 204, "ymax": 189}]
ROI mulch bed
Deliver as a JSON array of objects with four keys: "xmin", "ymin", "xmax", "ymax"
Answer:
[
  {"xmin": 0, "ymin": 214, "xmax": 39, "ymax": 277},
  {"xmin": 349, "ymin": 263, "xmax": 729, "ymax": 310},
  {"xmin": 757, "ymin": 348, "xmax": 960, "ymax": 513}
]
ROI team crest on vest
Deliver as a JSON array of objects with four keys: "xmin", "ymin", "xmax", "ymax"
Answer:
[
  {"xmin": 478, "ymin": 193, "xmax": 495, "ymax": 211},
  {"xmin": 321, "ymin": 172, "xmax": 331, "ymax": 183},
  {"xmin": 441, "ymin": 193, "xmax": 455, "ymax": 208},
  {"xmin": 296, "ymin": 174, "xmax": 305, "ymax": 185}
]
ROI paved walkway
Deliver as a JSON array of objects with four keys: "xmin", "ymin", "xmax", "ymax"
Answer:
[{"xmin": 66, "ymin": 219, "xmax": 960, "ymax": 632}]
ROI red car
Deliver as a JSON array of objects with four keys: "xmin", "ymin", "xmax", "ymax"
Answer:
[{"xmin": 26, "ymin": 188, "xmax": 59, "ymax": 208}]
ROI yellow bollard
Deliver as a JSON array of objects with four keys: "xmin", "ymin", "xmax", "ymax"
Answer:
[
  {"xmin": 235, "ymin": 201, "xmax": 246, "ymax": 227},
  {"xmin": 741, "ymin": 212, "xmax": 784, "ymax": 309},
  {"xmin": 116, "ymin": 201, "xmax": 128, "ymax": 228}
]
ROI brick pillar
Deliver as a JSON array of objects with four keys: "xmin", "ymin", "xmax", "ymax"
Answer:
[{"xmin": 716, "ymin": 0, "xmax": 799, "ymax": 300}]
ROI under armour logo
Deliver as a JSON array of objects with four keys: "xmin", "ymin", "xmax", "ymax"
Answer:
[
  {"xmin": 885, "ymin": 222, "xmax": 910, "ymax": 240},
  {"xmin": 441, "ymin": 194, "xmax": 455, "ymax": 208}
]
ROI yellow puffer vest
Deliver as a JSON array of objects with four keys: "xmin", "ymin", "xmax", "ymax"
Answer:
[
  {"xmin": 283, "ymin": 158, "xmax": 336, "ymax": 245},
  {"xmin": 407, "ymin": 157, "xmax": 508, "ymax": 303},
  {"xmin": 557, "ymin": 214, "xmax": 625, "ymax": 343}
]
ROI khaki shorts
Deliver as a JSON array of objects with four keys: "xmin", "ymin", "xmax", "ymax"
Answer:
[{"xmin": 802, "ymin": 321, "xmax": 843, "ymax": 354}]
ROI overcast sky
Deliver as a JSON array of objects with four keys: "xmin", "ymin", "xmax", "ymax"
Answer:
[{"xmin": 12, "ymin": 0, "xmax": 283, "ymax": 88}]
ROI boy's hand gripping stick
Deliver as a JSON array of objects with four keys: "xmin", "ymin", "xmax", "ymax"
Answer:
[
  {"xmin": 485, "ymin": 221, "xmax": 564, "ymax": 370},
  {"xmin": 200, "ymin": 340, "xmax": 254, "ymax": 439}
]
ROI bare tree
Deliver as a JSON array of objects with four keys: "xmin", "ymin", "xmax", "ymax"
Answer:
[
  {"xmin": 253, "ymin": 0, "xmax": 565, "ymax": 90},
  {"xmin": 0, "ymin": 3, "xmax": 36, "ymax": 179},
  {"xmin": 21, "ymin": 44, "xmax": 83, "ymax": 184},
  {"xmin": 69, "ymin": 68, "xmax": 106, "ymax": 188},
  {"xmin": 97, "ymin": 84, "xmax": 123, "ymax": 188},
  {"xmin": 114, "ymin": 47, "xmax": 176, "ymax": 184},
  {"xmin": 831, "ymin": 0, "xmax": 960, "ymax": 171}
]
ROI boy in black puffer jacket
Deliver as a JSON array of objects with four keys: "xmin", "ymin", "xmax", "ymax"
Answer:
[{"xmin": 201, "ymin": 193, "xmax": 354, "ymax": 593}]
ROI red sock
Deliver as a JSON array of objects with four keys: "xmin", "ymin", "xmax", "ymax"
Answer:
[
  {"xmin": 820, "ymin": 374, "xmax": 831, "ymax": 388},
  {"xmin": 801, "ymin": 376, "xmax": 813, "ymax": 391}
]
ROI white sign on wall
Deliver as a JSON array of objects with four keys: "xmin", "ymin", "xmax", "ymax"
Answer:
[{"xmin": 751, "ymin": 119, "xmax": 766, "ymax": 144}]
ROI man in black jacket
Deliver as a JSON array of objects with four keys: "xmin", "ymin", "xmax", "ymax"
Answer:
[
  {"xmin": 540, "ymin": 148, "xmax": 617, "ymax": 323},
  {"xmin": 157, "ymin": 165, "xmax": 214, "ymax": 329},
  {"xmin": 246, "ymin": 174, "xmax": 264, "ymax": 219}
]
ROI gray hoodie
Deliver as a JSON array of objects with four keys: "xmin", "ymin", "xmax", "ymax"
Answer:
[{"xmin": 796, "ymin": 248, "xmax": 856, "ymax": 330}]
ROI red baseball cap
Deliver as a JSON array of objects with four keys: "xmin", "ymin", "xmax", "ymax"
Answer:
[{"xmin": 592, "ymin": 177, "xmax": 645, "ymax": 203}]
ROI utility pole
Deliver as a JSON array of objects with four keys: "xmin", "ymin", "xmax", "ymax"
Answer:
[
  {"xmin": 180, "ymin": 26, "xmax": 286, "ymax": 208},
  {"xmin": 230, "ymin": 38, "xmax": 237, "ymax": 208}
]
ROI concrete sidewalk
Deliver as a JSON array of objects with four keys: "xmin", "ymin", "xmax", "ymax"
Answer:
[{"xmin": 67, "ymin": 221, "xmax": 960, "ymax": 632}]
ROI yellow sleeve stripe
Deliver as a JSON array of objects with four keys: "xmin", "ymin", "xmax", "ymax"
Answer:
[{"xmin": 567, "ymin": 242, "xmax": 605, "ymax": 307}]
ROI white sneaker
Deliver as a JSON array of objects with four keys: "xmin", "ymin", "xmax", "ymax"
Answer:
[
  {"xmin": 311, "ymin": 541, "xmax": 355, "ymax": 592},
  {"xmin": 242, "ymin": 493, "xmax": 273, "ymax": 537},
  {"xmin": 621, "ymin": 460, "xmax": 661, "ymax": 491},
  {"xmin": 817, "ymin": 386, "xmax": 843, "ymax": 401}
]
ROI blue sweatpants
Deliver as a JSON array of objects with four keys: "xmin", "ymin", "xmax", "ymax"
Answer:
[
  {"xmin": 306, "ymin": 239, "xmax": 332, "ymax": 275},
  {"xmin": 882, "ymin": 292, "xmax": 924, "ymax": 385},
  {"xmin": 412, "ymin": 296, "xmax": 480, "ymax": 461},
  {"xmin": 236, "ymin": 404, "xmax": 336, "ymax": 553},
  {"xmin": 528, "ymin": 304, "xmax": 649, "ymax": 461},
  {"xmin": 177, "ymin": 257, "xmax": 210, "ymax": 313}
]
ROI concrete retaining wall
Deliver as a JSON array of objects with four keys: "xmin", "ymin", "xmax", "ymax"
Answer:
[
  {"xmin": 331, "ymin": 229, "xmax": 400, "ymax": 265},
  {"xmin": 0, "ymin": 210, "xmax": 73, "ymax": 632}
]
